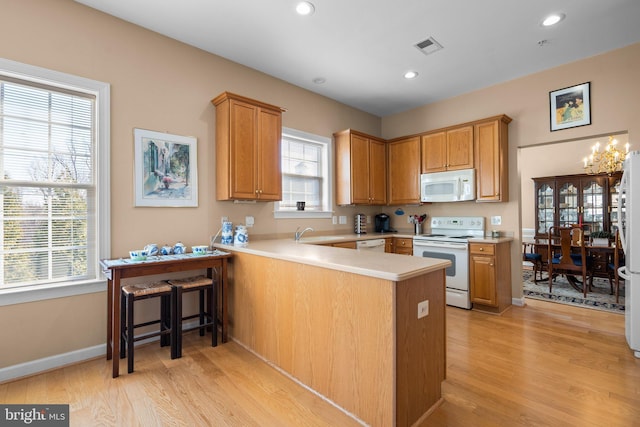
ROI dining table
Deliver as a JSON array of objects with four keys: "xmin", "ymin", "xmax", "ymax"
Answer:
[
  {"xmin": 100, "ymin": 250, "xmax": 232, "ymax": 378},
  {"xmin": 527, "ymin": 238, "xmax": 619, "ymax": 293}
]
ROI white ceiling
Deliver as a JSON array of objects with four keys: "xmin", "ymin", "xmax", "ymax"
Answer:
[{"xmin": 75, "ymin": 0, "xmax": 640, "ymax": 117}]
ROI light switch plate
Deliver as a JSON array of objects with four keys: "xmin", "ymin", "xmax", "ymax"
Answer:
[
  {"xmin": 339, "ymin": 215, "xmax": 347, "ymax": 225},
  {"xmin": 418, "ymin": 300, "xmax": 429, "ymax": 319}
]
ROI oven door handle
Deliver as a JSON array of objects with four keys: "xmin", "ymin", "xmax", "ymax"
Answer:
[{"xmin": 413, "ymin": 241, "xmax": 468, "ymax": 250}]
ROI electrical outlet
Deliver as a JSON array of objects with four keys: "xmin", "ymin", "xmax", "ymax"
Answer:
[
  {"xmin": 245, "ymin": 216, "xmax": 254, "ymax": 227},
  {"xmin": 339, "ymin": 215, "xmax": 347, "ymax": 224},
  {"xmin": 418, "ymin": 300, "xmax": 429, "ymax": 319},
  {"xmin": 221, "ymin": 216, "xmax": 228, "ymax": 225},
  {"xmin": 332, "ymin": 216, "xmax": 338, "ymax": 225},
  {"xmin": 366, "ymin": 215, "xmax": 371, "ymax": 224},
  {"xmin": 491, "ymin": 216, "xmax": 502, "ymax": 226}
]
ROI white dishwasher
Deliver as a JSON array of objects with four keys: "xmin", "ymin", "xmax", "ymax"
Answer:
[{"xmin": 356, "ymin": 239, "xmax": 386, "ymax": 252}]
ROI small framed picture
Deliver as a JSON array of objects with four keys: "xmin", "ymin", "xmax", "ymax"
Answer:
[
  {"xmin": 134, "ymin": 128, "xmax": 198, "ymax": 207},
  {"xmin": 549, "ymin": 82, "xmax": 591, "ymax": 131}
]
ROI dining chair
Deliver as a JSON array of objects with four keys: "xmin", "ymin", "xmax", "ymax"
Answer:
[
  {"xmin": 548, "ymin": 226, "xmax": 594, "ymax": 297},
  {"xmin": 607, "ymin": 230, "xmax": 625, "ymax": 303},
  {"xmin": 523, "ymin": 241, "xmax": 544, "ymax": 282}
]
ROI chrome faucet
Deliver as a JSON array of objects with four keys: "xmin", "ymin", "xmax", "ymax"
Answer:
[{"xmin": 294, "ymin": 227, "xmax": 314, "ymax": 241}]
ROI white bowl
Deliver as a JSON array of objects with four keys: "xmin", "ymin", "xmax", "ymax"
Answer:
[{"xmin": 192, "ymin": 245, "xmax": 208, "ymax": 256}]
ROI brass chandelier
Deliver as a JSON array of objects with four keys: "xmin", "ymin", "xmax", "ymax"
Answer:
[{"xmin": 583, "ymin": 136, "xmax": 630, "ymax": 175}]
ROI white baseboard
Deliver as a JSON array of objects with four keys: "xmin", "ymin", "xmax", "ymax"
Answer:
[
  {"xmin": 0, "ymin": 344, "xmax": 106, "ymax": 383},
  {"xmin": 512, "ymin": 297, "xmax": 526, "ymax": 307},
  {"xmin": 0, "ymin": 319, "xmax": 205, "ymax": 383}
]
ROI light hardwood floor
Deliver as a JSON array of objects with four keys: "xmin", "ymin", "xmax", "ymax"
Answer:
[{"xmin": 1, "ymin": 299, "xmax": 639, "ymax": 426}]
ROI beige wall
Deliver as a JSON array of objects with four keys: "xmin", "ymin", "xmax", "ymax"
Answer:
[
  {"xmin": 519, "ymin": 133, "xmax": 630, "ymax": 233},
  {"xmin": 382, "ymin": 42, "xmax": 640, "ymax": 306},
  {"xmin": 1, "ymin": 0, "xmax": 639, "ymax": 372},
  {"xmin": 0, "ymin": 0, "xmax": 380, "ymax": 370}
]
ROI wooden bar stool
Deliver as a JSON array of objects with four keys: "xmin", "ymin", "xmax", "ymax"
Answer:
[
  {"xmin": 167, "ymin": 275, "xmax": 218, "ymax": 358},
  {"xmin": 120, "ymin": 281, "xmax": 177, "ymax": 374}
]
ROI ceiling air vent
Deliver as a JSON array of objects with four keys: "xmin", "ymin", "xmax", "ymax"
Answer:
[{"xmin": 415, "ymin": 37, "xmax": 443, "ymax": 56}]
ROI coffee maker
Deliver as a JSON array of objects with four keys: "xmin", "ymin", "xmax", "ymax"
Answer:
[{"xmin": 374, "ymin": 213, "xmax": 395, "ymax": 233}]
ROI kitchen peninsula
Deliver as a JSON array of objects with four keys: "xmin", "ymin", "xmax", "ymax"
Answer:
[{"xmin": 216, "ymin": 238, "xmax": 450, "ymax": 426}]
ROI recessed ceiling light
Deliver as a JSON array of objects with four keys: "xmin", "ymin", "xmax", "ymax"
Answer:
[
  {"xmin": 542, "ymin": 13, "xmax": 565, "ymax": 27},
  {"xmin": 404, "ymin": 71, "xmax": 419, "ymax": 79},
  {"xmin": 296, "ymin": 1, "xmax": 315, "ymax": 16},
  {"xmin": 312, "ymin": 77, "xmax": 326, "ymax": 84}
]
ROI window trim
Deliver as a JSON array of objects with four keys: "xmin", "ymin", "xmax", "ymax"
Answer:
[
  {"xmin": 275, "ymin": 127, "xmax": 333, "ymax": 219},
  {"xmin": 0, "ymin": 58, "xmax": 110, "ymax": 305}
]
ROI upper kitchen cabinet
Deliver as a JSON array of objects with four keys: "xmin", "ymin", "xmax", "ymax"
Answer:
[
  {"xmin": 474, "ymin": 115, "xmax": 512, "ymax": 202},
  {"xmin": 334, "ymin": 129, "xmax": 387, "ymax": 205},
  {"xmin": 212, "ymin": 92, "xmax": 284, "ymax": 201},
  {"xmin": 421, "ymin": 125, "xmax": 473, "ymax": 173},
  {"xmin": 388, "ymin": 136, "xmax": 421, "ymax": 204}
]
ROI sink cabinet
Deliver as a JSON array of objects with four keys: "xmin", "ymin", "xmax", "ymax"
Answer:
[
  {"xmin": 213, "ymin": 92, "xmax": 284, "ymax": 201},
  {"xmin": 334, "ymin": 129, "xmax": 387, "ymax": 205}
]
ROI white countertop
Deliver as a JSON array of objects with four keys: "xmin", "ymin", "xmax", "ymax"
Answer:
[{"xmin": 215, "ymin": 238, "xmax": 450, "ymax": 282}]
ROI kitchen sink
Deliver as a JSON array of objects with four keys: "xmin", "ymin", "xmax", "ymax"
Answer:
[{"xmin": 298, "ymin": 235, "xmax": 346, "ymax": 243}]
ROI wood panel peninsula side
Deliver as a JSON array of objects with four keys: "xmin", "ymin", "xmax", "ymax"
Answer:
[{"xmin": 217, "ymin": 239, "xmax": 449, "ymax": 426}]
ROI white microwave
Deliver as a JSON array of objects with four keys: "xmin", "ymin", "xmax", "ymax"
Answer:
[{"xmin": 420, "ymin": 169, "xmax": 476, "ymax": 202}]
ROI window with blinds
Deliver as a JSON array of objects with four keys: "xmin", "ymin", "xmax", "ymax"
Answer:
[
  {"xmin": 276, "ymin": 128, "xmax": 331, "ymax": 217},
  {"xmin": 0, "ymin": 77, "xmax": 96, "ymax": 289}
]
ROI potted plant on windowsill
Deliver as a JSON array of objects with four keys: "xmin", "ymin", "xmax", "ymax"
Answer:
[{"xmin": 590, "ymin": 231, "xmax": 613, "ymax": 246}]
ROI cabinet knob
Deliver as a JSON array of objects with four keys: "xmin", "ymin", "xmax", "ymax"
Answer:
[{"xmin": 479, "ymin": 247, "xmax": 484, "ymax": 251}]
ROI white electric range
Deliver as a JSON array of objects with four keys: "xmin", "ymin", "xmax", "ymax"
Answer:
[{"xmin": 413, "ymin": 216, "xmax": 485, "ymax": 309}]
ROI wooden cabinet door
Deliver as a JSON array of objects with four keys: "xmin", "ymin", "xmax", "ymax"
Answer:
[
  {"xmin": 470, "ymin": 254, "xmax": 496, "ymax": 306},
  {"xmin": 475, "ymin": 117, "xmax": 510, "ymax": 202},
  {"xmin": 350, "ymin": 134, "xmax": 371, "ymax": 204},
  {"xmin": 388, "ymin": 136, "xmax": 420, "ymax": 204},
  {"xmin": 229, "ymin": 100, "xmax": 258, "ymax": 199},
  {"xmin": 369, "ymin": 138, "xmax": 387, "ymax": 205},
  {"xmin": 446, "ymin": 126, "xmax": 474, "ymax": 171},
  {"xmin": 256, "ymin": 107, "xmax": 282, "ymax": 200},
  {"xmin": 421, "ymin": 132, "xmax": 446, "ymax": 173},
  {"xmin": 475, "ymin": 120, "xmax": 500, "ymax": 201}
]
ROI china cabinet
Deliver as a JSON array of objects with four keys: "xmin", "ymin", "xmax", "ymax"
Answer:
[{"xmin": 533, "ymin": 172, "xmax": 621, "ymax": 237}]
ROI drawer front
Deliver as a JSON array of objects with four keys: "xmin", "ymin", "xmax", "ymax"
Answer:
[
  {"xmin": 394, "ymin": 238, "xmax": 413, "ymax": 249},
  {"xmin": 470, "ymin": 243, "xmax": 495, "ymax": 255}
]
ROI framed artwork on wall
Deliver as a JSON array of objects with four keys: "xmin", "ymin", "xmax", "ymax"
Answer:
[
  {"xmin": 134, "ymin": 128, "xmax": 198, "ymax": 207},
  {"xmin": 549, "ymin": 82, "xmax": 591, "ymax": 131}
]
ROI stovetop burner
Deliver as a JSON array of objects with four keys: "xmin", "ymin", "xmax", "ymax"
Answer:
[{"xmin": 414, "ymin": 216, "xmax": 486, "ymax": 242}]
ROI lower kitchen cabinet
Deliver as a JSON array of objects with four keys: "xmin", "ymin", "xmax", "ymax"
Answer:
[
  {"xmin": 469, "ymin": 241, "xmax": 512, "ymax": 313},
  {"xmin": 393, "ymin": 237, "xmax": 413, "ymax": 255}
]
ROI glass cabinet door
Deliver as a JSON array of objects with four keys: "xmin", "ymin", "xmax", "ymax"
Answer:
[
  {"xmin": 536, "ymin": 182, "xmax": 555, "ymax": 235},
  {"xmin": 609, "ymin": 174, "xmax": 621, "ymax": 232},
  {"xmin": 557, "ymin": 181, "xmax": 579, "ymax": 227},
  {"xmin": 581, "ymin": 177, "xmax": 605, "ymax": 233}
]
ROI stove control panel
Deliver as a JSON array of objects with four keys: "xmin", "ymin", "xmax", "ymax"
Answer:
[{"xmin": 430, "ymin": 216, "xmax": 485, "ymax": 231}]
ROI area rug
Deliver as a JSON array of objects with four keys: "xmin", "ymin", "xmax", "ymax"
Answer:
[{"xmin": 522, "ymin": 270, "xmax": 625, "ymax": 313}]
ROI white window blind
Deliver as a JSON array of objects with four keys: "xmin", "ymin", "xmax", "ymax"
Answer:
[
  {"xmin": 0, "ymin": 77, "xmax": 96, "ymax": 289},
  {"xmin": 275, "ymin": 128, "xmax": 332, "ymax": 218}
]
